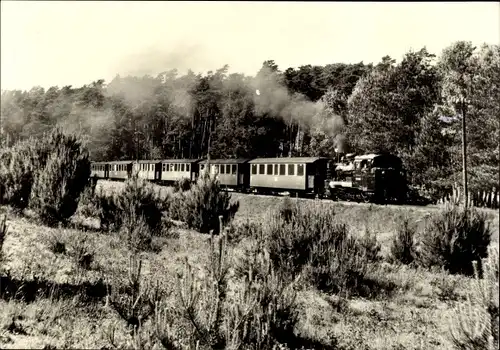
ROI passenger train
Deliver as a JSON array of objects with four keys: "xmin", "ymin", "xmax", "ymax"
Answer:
[{"xmin": 91, "ymin": 153, "xmax": 408, "ymax": 204}]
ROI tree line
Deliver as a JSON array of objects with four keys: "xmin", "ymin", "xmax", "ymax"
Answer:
[{"xmin": 1, "ymin": 41, "xmax": 498, "ymax": 198}]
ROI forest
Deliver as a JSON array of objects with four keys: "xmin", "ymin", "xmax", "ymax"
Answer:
[{"xmin": 1, "ymin": 41, "xmax": 498, "ymax": 199}]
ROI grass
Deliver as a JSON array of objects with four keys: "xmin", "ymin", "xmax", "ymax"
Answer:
[{"xmin": 1, "ymin": 180, "xmax": 499, "ymax": 349}]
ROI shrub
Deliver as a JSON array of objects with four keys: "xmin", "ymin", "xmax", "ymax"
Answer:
[
  {"xmin": 67, "ymin": 233, "xmax": 94, "ymax": 270},
  {"xmin": 391, "ymin": 215, "xmax": 418, "ymax": 265},
  {"xmin": 419, "ymin": 203, "xmax": 492, "ymax": 275},
  {"xmin": 176, "ymin": 217, "xmax": 302, "ymax": 349},
  {"xmin": 94, "ymin": 188, "xmax": 122, "ymax": 232},
  {"xmin": 0, "ymin": 140, "xmax": 41, "ymax": 210},
  {"xmin": 30, "ymin": 136, "xmax": 91, "ymax": 226},
  {"xmin": 176, "ymin": 171, "xmax": 239, "ymax": 234},
  {"xmin": 114, "ymin": 174, "xmax": 165, "ymax": 236},
  {"xmin": 93, "ymin": 175, "xmax": 166, "ymax": 239},
  {"xmin": 0, "ymin": 215, "xmax": 7, "ymax": 264},
  {"xmin": 449, "ymin": 244, "xmax": 499, "ymax": 349},
  {"xmin": 1, "ymin": 128, "xmax": 90, "ymax": 215},
  {"xmin": 265, "ymin": 200, "xmax": 371, "ymax": 296},
  {"xmin": 173, "ymin": 177, "xmax": 192, "ymax": 193}
]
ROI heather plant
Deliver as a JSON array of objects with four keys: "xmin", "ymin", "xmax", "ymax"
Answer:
[
  {"xmin": 177, "ymin": 171, "xmax": 239, "ymax": 234},
  {"xmin": 449, "ymin": 245, "xmax": 499, "ymax": 349},
  {"xmin": 175, "ymin": 217, "xmax": 303, "ymax": 349},
  {"xmin": 391, "ymin": 215, "xmax": 419, "ymax": 265},
  {"xmin": 265, "ymin": 199, "xmax": 376, "ymax": 296},
  {"xmin": 0, "ymin": 215, "xmax": 7, "ymax": 264},
  {"xmin": 107, "ymin": 253, "xmax": 164, "ymax": 330},
  {"xmin": 93, "ymin": 174, "xmax": 167, "ymax": 238},
  {"xmin": 419, "ymin": 203, "xmax": 492, "ymax": 275},
  {"xmin": 30, "ymin": 139, "xmax": 91, "ymax": 226},
  {"xmin": 114, "ymin": 174, "xmax": 165, "ymax": 236},
  {"xmin": 173, "ymin": 177, "xmax": 192, "ymax": 193},
  {"xmin": 0, "ymin": 139, "xmax": 42, "ymax": 210}
]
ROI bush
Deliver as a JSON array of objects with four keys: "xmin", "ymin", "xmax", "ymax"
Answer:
[
  {"xmin": 0, "ymin": 215, "xmax": 7, "ymax": 264},
  {"xmin": 173, "ymin": 177, "xmax": 192, "ymax": 193},
  {"xmin": 449, "ymin": 244, "xmax": 499, "ymax": 349},
  {"xmin": 0, "ymin": 139, "xmax": 42, "ymax": 210},
  {"xmin": 114, "ymin": 174, "xmax": 165, "ymax": 236},
  {"xmin": 265, "ymin": 200, "xmax": 372, "ymax": 296},
  {"xmin": 94, "ymin": 188, "xmax": 122, "ymax": 232},
  {"xmin": 29, "ymin": 131, "xmax": 91, "ymax": 226},
  {"xmin": 391, "ymin": 215, "xmax": 418, "ymax": 265},
  {"xmin": 92, "ymin": 175, "xmax": 166, "ymax": 240},
  {"xmin": 419, "ymin": 203, "xmax": 492, "ymax": 275},
  {"xmin": 176, "ymin": 171, "xmax": 239, "ymax": 234},
  {"xmin": 176, "ymin": 218, "xmax": 302, "ymax": 350}
]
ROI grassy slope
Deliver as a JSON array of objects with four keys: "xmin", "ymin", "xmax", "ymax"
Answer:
[{"xmin": 0, "ymin": 181, "xmax": 498, "ymax": 349}]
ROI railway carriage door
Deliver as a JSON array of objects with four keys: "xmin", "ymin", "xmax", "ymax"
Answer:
[
  {"xmin": 307, "ymin": 164, "xmax": 315, "ymax": 190},
  {"xmin": 155, "ymin": 163, "xmax": 161, "ymax": 181}
]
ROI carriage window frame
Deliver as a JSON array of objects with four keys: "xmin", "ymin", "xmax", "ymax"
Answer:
[
  {"xmin": 288, "ymin": 164, "xmax": 295, "ymax": 176},
  {"xmin": 297, "ymin": 164, "xmax": 304, "ymax": 176},
  {"xmin": 274, "ymin": 164, "xmax": 279, "ymax": 175},
  {"xmin": 226, "ymin": 164, "xmax": 231, "ymax": 174},
  {"xmin": 232, "ymin": 164, "xmax": 237, "ymax": 174},
  {"xmin": 181, "ymin": 164, "xmax": 185, "ymax": 172},
  {"xmin": 186, "ymin": 164, "xmax": 190, "ymax": 172},
  {"xmin": 279, "ymin": 164, "xmax": 286, "ymax": 175},
  {"xmin": 267, "ymin": 164, "xmax": 273, "ymax": 175},
  {"xmin": 220, "ymin": 164, "xmax": 226, "ymax": 174},
  {"xmin": 251, "ymin": 164, "xmax": 257, "ymax": 175},
  {"xmin": 259, "ymin": 164, "xmax": 265, "ymax": 175}
]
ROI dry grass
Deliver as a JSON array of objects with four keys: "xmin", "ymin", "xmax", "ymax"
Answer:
[{"xmin": 1, "ymin": 180, "xmax": 498, "ymax": 349}]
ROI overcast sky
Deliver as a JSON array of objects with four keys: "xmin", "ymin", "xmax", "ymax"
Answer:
[{"xmin": 1, "ymin": 1, "xmax": 499, "ymax": 91}]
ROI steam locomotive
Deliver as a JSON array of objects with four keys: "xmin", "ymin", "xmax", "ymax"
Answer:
[{"xmin": 91, "ymin": 153, "xmax": 408, "ymax": 204}]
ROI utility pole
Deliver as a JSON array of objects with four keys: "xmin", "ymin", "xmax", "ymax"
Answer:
[{"xmin": 461, "ymin": 98, "xmax": 468, "ymax": 208}]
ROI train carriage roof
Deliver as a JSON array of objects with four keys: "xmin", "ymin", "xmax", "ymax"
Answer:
[
  {"xmin": 199, "ymin": 158, "xmax": 251, "ymax": 164},
  {"xmin": 107, "ymin": 160, "xmax": 134, "ymax": 164},
  {"xmin": 249, "ymin": 157, "xmax": 328, "ymax": 164},
  {"xmin": 159, "ymin": 158, "xmax": 203, "ymax": 164}
]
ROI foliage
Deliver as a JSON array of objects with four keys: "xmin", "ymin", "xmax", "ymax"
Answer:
[
  {"xmin": 0, "ymin": 215, "xmax": 6, "ymax": 264},
  {"xmin": 265, "ymin": 199, "xmax": 375, "ymax": 296},
  {"xmin": 0, "ymin": 138, "xmax": 45, "ymax": 210},
  {"xmin": 29, "ymin": 129, "xmax": 91, "ymax": 226},
  {"xmin": 419, "ymin": 203, "xmax": 492, "ymax": 275},
  {"xmin": 93, "ymin": 175, "xmax": 166, "ymax": 240},
  {"xmin": 176, "ymin": 171, "xmax": 239, "ymax": 234},
  {"xmin": 1, "ymin": 42, "xmax": 498, "ymax": 198},
  {"xmin": 176, "ymin": 218, "xmax": 304, "ymax": 350},
  {"xmin": 391, "ymin": 215, "xmax": 419, "ymax": 265},
  {"xmin": 449, "ymin": 245, "xmax": 499, "ymax": 349},
  {"xmin": 173, "ymin": 177, "xmax": 192, "ymax": 193}
]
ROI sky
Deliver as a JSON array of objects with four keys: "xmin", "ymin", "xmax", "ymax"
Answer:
[{"xmin": 1, "ymin": 1, "xmax": 499, "ymax": 91}]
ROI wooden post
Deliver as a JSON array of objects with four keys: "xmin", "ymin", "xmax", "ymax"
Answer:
[{"xmin": 461, "ymin": 99, "xmax": 468, "ymax": 208}]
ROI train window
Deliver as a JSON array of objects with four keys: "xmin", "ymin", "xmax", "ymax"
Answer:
[
  {"xmin": 174, "ymin": 164, "xmax": 178, "ymax": 171},
  {"xmin": 181, "ymin": 164, "xmax": 185, "ymax": 172},
  {"xmin": 162, "ymin": 164, "xmax": 165, "ymax": 171},
  {"xmin": 220, "ymin": 164, "xmax": 225, "ymax": 174},
  {"xmin": 232, "ymin": 164, "xmax": 237, "ymax": 174},
  {"xmin": 297, "ymin": 164, "xmax": 304, "ymax": 176},
  {"xmin": 226, "ymin": 164, "xmax": 231, "ymax": 174},
  {"xmin": 267, "ymin": 164, "xmax": 273, "ymax": 175},
  {"xmin": 186, "ymin": 164, "xmax": 190, "ymax": 172},
  {"xmin": 200, "ymin": 164, "xmax": 204, "ymax": 171},
  {"xmin": 259, "ymin": 164, "xmax": 265, "ymax": 174},
  {"xmin": 251, "ymin": 164, "xmax": 257, "ymax": 175},
  {"xmin": 279, "ymin": 164, "xmax": 286, "ymax": 175},
  {"xmin": 274, "ymin": 164, "xmax": 278, "ymax": 175},
  {"xmin": 288, "ymin": 164, "xmax": 295, "ymax": 176}
]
